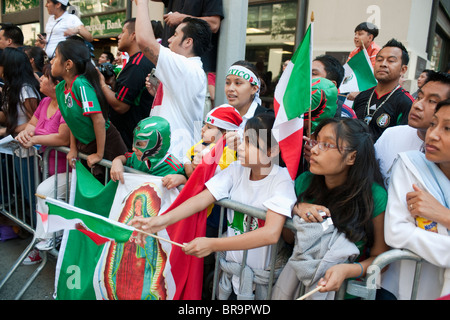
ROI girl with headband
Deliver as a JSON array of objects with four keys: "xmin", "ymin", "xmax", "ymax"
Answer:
[{"xmin": 224, "ymin": 60, "xmax": 272, "ymax": 150}]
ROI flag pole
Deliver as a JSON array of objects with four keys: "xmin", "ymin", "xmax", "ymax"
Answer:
[
  {"xmin": 36, "ymin": 194, "xmax": 186, "ymax": 248},
  {"xmin": 297, "ymin": 285, "xmax": 323, "ymax": 300},
  {"xmin": 308, "ymin": 12, "xmax": 315, "ymax": 138},
  {"xmin": 134, "ymin": 229, "xmax": 186, "ymax": 248}
]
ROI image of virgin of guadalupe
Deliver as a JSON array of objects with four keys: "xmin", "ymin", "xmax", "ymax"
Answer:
[{"xmin": 103, "ymin": 183, "xmax": 168, "ymax": 300}]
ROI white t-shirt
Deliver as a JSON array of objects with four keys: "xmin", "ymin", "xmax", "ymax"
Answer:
[
  {"xmin": 152, "ymin": 45, "xmax": 206, "ymax": 161},
  {"xmin": 374, "ymin": 125, "xmax": 424, "ymax": 188},
  {"xmin": 205, "ymin": 161, "xmax": 296, "ymax": 291},
  {"xmin": 45, "ymin": 11, "xmax": 83, "ymax": 58},
  {"xmin": 17, "ymin": 85, "xmax": 39, "ymax": 126}
]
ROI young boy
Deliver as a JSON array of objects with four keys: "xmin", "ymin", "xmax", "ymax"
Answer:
[
  {"xmin": 162, "ymin": 105, "xmax": 243, "ymax": 238},
  {"xmin": 110, "ymin": 116, "xmax": 185, "ymax": 184},
  {"xmin": 347, "ymin": 22, "xmax": 380, "ymax": 67},
  {"xmin": 183, "ymin": 104, "xmax": 243, "ymax": 178}
]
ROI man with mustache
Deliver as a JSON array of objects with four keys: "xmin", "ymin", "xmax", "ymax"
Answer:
[
  {"xmin": 353, "ymin": 39, "xmax": 414, "ymax": 143},
  {"xmin": 375, "ymin": 71, "xmax": 450, "ymax": 187}
]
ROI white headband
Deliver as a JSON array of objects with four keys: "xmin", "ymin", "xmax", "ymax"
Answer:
[{"xmin": 227, "ymin": 65, "xmax": 260, "ymax": 88}]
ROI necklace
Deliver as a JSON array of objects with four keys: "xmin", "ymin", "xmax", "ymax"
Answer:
[{"xmin": 364, "ymin": 85, "xmax": 400, "ymax": 125}]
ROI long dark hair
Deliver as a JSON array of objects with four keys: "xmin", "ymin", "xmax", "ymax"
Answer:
[
  {"xmin": 299, "ymin": 118, "xmax": 384, "ymax": 245},
  {"xmin": 56, "ymin": 39, "xmax": 109, "ymax": 120},
  {"xmin": 23, "ymin": 46, "xmax": 47, "ymax": 74},
  {"xmin": 0, "ymin": 47, "xmax": 40, "ymax": 135},
  {"xmin": 244, "ymin": 113, "xmax": 276, "ymax": 152}
]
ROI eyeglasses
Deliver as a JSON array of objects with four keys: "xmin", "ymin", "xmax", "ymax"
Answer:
[{"xmin": 307, "ymin": 139, "xmax": 352, "ymax": 152}]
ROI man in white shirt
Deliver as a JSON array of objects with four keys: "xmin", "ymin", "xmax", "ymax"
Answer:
[
  {"xmin": 135, "ymin": 0, "xmax": 212, "ymax": 160},
  {"xmin": 375, "ymin": 71, "xmax": 450, "ymax": 187}
]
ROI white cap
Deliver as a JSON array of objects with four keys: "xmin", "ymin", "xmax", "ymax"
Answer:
[{"xmin": 57, "ymin": 0, "xmax": 69, "ymax": 6}]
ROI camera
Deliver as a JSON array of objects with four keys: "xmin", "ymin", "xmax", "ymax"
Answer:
[{"xmin": 98, "ymin": 63, "xmax": 116, "ymax": 79}]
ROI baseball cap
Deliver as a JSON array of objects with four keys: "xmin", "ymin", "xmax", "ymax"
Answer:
[{"xmin": 56, "ymin": 0, "xmax": 69, "ymax": 6}]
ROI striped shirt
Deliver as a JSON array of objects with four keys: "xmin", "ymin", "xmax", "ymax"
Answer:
[{"xmin": 125, "ymin": 152, "xmax": 185, "ymax": 177}]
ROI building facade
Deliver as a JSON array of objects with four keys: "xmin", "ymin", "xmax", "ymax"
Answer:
[{"xmin": 1, "ymin": 0, "xmax": 449, "ymax": 97}]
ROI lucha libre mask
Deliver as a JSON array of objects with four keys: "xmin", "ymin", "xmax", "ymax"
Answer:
[{"xmin": 132, "ymin": 116, "xmax": 171, "ymax": 168}]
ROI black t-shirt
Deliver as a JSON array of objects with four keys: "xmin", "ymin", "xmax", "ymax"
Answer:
[
  {"xmin": 109, "ymin": 52, "xmax": 155, "ymax": 150},
  {"xmin": 161, "ymin": 0, "xmax": 224, "ymax": 73},
  {"xmin": 353, "ymin": 86, "xmax": 414, "ymax": 142}
]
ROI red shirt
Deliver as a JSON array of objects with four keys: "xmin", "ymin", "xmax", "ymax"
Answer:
[{"xmin": 347, "ymin": 41, "xmax": 381, "ymax": 67}]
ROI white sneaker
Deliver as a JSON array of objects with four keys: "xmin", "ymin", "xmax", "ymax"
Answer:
[{"xmin": 35, "ymin": 237, "xmax": 61, "ymax": 251}]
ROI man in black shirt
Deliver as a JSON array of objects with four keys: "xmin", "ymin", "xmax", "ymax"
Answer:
[
  {"xmin": 353, "ymin": 39, "xmax": 414, "ymax": 142},
  {"xmin": 152, "ymin": 0, "xmax": 224, "ymax": 73},
  {"xmin": 100, "ymin": 18, "xmax": 155, "ymax": 150}
]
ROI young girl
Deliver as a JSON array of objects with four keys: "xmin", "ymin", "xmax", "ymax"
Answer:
[
  {"xmin": 23, "ymin": 46, "xmax": 47, "ymax": 79},
  {"xmin": 290, "ymin": 118, "xmax": 390, "ymax": 297},
  {"xmin": 51, "ymin": 39, "xmax": 127, "ymax": 177},
  {"xmin": 224, "ymin": 60, "xmax": 272, "ymax": 150},
  {"xmin": 0, "ymin": 47, "xmax": 41, "ymax": 137},
  {"xmin": 131, "ymin": 113, "xmax": 297, "ymax": 299}
]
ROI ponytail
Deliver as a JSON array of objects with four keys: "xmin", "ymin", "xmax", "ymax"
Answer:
[{"xmin": 56, "ymin": 39, "xmax": 109, "ymax": 120}]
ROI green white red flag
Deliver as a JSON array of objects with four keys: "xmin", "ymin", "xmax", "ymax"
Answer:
[
  {"xmin": 273, "ymin": 23, "xmax": 313, "ymax": 180},
  {"xmin": 42, "ymin": 198, "xmax": 135, "ymax": 246},
  {"xmin": 339, "ymin": 47, "xmax": 377, "ymax": 93}
]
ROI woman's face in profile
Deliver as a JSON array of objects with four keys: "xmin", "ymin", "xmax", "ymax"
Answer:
[{"xmin": 425, "ymin": 106, "xmax": 450, "ymax": 165}]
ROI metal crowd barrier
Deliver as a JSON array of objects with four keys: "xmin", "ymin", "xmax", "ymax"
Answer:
[
  {"xmin": 0, "ymin": 144, "xmax": 45, "ymax": 300},
  {"xmin": 0, "ymin": 145, "xmax": 425, "ymax": 300}
]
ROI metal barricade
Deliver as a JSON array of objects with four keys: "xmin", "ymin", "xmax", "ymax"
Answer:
[
  {"xmin": 345, "ymin": 249, "xmax": 423, "ymax": 300},
  {"xmin": 209, "ymin": 199, "xmax": 295, "ymax": 300},
  {"xmin": 0, "ymin": 145, "xmax": 428, "ymax": 300},
  {"xmin": 0, "ymin": 144, "xmax": 43, "ymax": 299}
]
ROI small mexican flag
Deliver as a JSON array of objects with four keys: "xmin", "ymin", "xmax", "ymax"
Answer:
[
  {"xmin": 41, "ymin": 197, "xmax": 135, "ymax": 245},
  {"xmin": 273, "ymin": 22, "xmax": 313, "ymax": 180},
  {"xmin": 339, "ymin": 48, "xmax": 377, "ymax": 93}
]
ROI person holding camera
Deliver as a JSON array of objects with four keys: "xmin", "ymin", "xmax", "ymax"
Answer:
[
  {"xmin": 100, "ymin": 18, "xmax": 155, "ymax": 151},
  {"xmin": 39, "ymin": 0, "xmax": 93, "ymax": 59}
]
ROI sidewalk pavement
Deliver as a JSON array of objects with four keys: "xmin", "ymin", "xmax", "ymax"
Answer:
[{"xmin": 0, "ymin": 234, "xmax": 56, "ymax": 300}]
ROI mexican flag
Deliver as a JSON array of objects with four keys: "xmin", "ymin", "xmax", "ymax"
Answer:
[
  {"xmin": 159, "ymin": 136, "xmax": 226, "ymax": 300},
  {"xmin": 273, "ymin": 23, "xmax": 313, "ymax": 180},
  {"xmin": 42, "ymin": 198, "xmax": 135, "ymax": 246},
  {"xmin": 339, "ymin": 48, "xmax": 377, "ymax": 94}
]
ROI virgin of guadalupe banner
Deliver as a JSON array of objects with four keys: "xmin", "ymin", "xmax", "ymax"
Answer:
[
  {"xmin": 54, "ymin": 138, "xmax": 224, "ymax": 300},
  {"xmin": 53, "ymin": 163, "xmax": 180, "ymax": 300},
  {"xmin": 95, "ymin": 173, "xmax": 179, "ymax": 300}
]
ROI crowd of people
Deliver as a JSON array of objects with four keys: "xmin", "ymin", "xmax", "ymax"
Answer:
[{"xmin": 0, "ymin": 0, "xmax": 449, "ymax": 301}]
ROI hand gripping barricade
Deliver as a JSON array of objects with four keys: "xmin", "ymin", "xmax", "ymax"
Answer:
[{"xmin": 0, "ymin": 144, "xmax": 425, "ymax": 300}]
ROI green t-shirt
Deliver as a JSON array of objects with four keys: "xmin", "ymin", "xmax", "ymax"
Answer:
[
  {"xmin": 125, "ymin": 152, "xmax": 185, "ymax": 177},
  {"xmin": 294, "ymin": 171, "xmax": 387, "ymax": 253},
  {"xmin": 56, "ymin": 75, "xmax": 110, "ymax": 145}
]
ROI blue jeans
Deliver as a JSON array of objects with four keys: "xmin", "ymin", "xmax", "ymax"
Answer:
[{"xmin": 13, "ymin": 155, "xmax": 39, "ymax": 225}]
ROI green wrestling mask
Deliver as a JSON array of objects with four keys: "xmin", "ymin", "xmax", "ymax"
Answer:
[{"xmin": 133, "ymin": 116, "xmax": 171, "ymax": 167}]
